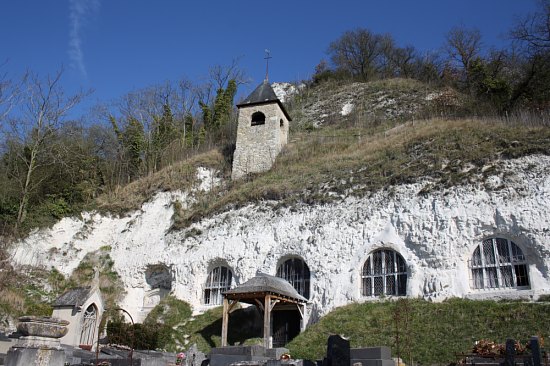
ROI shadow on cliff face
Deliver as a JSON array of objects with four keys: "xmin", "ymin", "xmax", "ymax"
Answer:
[{"xmin": 199, "ymin": 306, "xmax": 262, "ymax": 347}]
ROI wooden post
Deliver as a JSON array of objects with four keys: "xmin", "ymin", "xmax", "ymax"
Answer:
[
  {"xmin": 221, "ymin": 297, "xmax": 229, "ymax": 346},
  {"xmin": 263, "ymin": 294, "xmax": 271, "ymax": 349},
  {"xmin": 299, "ymin": 303, "xmax": 306, "ymax": 332}
]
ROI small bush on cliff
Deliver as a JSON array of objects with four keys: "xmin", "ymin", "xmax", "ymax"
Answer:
[
  {"xmin": 143, "ymin": 296, "xmax": 193, "ymax": 350},
  {"xmin": 67, "ymin": 251, "xmax": 125, "ymax": 309}
]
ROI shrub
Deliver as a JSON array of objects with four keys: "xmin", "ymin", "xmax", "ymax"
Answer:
[{"xmin": 144, "ymin": 296, "xmax": 192, "ymax": 327}]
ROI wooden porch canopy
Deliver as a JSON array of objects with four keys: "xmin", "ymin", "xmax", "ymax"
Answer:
[{"xmin": 221, "ymin": 274, "xmax": 307, "ymax": 348}]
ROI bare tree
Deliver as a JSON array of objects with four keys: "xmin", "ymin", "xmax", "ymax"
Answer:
[
  {"xmin": 178, "ymin": 78, "xmax": 198, "ymax": 117},
  {"xmin": 378, "ymin": 35, "xmax": 398, "ymax": 78},
  {"xmin": 511, "ymin": 0, "xmax": 550, "ymax": 52},
  {"xmin": 0, "ymin": 62, "xmax": 21, "ymax": 123},
  {"xmin": 387, "ymin": 45, "xmax": 417, "ymax": 78},
  {"xmin": 445, "ymin": 25, "xmax": 483, "ymax": 71},
  {"xmin": 177, "ymin": 77, "xmax": 199, "ymax": 149},
  {"xmin": 6, "ymin": 70, "xmax": 86, "ymax": 232},
  {"xmin": 209, "ymin": 58, "xmax": 248, "ymax": 90},
  {"xmin": 328, "ymin": 28, "xmax": 389, "ymax": 80},
  {"xmin": 506, "ymin": 1, "xmax": 550, "ymax": 109},
  {"xmin": 445, "ymin": 25, "xmax": 483, "ymax": 90}
]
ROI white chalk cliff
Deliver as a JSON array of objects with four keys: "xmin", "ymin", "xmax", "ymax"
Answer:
[{"xmin": 11, "ymin": 156, "xmax": 550, "ymax": 324}]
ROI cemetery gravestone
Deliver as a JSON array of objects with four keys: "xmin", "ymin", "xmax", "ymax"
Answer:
[{"xmin": 326, "ymin": 335, "xmax": 350, "ymax": 366}]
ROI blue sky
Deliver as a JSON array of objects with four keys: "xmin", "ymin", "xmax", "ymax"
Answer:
[{"xmin": 0, "ymin": 0, "xmax": 539, "ymax": 117}]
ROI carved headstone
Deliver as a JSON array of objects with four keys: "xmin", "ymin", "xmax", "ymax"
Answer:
[{"xmin": 350, "ymin": 347, "xmax": 394, "ymax": 366}]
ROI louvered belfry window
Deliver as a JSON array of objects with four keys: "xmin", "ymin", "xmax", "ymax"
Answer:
[
  {"xmin": 362, "ymin": 249, "xmax": 407, "ymax": 297},
  {"xmin": 251, "ymin": 111, "xmax": 266, "ymax": 126},
  {"xmin": 469, "ymin": 238, "xmax": 530, "ymax": 290}
]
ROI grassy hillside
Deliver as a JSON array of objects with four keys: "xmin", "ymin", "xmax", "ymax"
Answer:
[
  {"xmin": 175, "ymin": 299, "xmax": 550, "ymax": 365},
  {"xmin": 174, "ymin": 117, "xmax": 550, "ymax": 229},
  {"xmin": 94, "ymin": 149, "xmax": 227, "ymax": 215},
  {"xmin": 292, "ymin": 78, "xmax": 442, "ymax": 127},
  {"xmin": 288, "ymin": 299, "xmax": 550, "ymax": 364},
  {"xmin": 76, "ymin": 79, "xmax": 550, "ymax": 226}
]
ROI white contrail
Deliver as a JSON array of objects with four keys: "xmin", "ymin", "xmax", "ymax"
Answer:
[{"xmin": 68, "ymin": 0, "xmax": 100, "ymax": 78}]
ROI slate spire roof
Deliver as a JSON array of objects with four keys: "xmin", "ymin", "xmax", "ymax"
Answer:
[
  {"xmin": 236, "ymin": 80, "xmax": 292, "ymax": 121},
  {"xmin": 237, "ymin": 80, "xmax": 279, "ymax": 106}
]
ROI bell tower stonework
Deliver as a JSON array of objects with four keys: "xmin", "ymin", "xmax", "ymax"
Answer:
[{"xmin": 231, "ymin": 80, "xmax": 291, "ymax": 180}]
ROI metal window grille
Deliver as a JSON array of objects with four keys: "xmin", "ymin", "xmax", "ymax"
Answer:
[
  {"xmin": 276, "ymin": 258, "xmax": 311, "ymax": 299},
  {"xmin": 361, "ymin": 249, "xmax": 407, "ymax": 297},
  {"xmin": 80, "ymin": 304, "xmax": 97, "ymax": 346},
  {"xmin": 468, "ymin": 238, "xmax": 530, "ymax": 290},
  {"xmin": 204, "ymin": 266, "xmax": 233, "ymax": 305}
]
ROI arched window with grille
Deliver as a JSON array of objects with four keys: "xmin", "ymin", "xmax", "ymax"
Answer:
[
  {"xmin": 276, "ymin": 257, "xmax": 310, "ymax": 299},
  {"xmin": 469, "ymin": 238, "xmax": 530, "ymax": 290},
  {"xmin": 361, "ymin": 249, "xmax": 407, "ymax": 297},
  {"xmin": 251, "ymin": 111, "xmax": 266, "ymax": 126},
  {"xmin": 204, "ymin": 266, "xmax": 233, "ymax": 306},
  {"xmin": 79, "ymin": 304, "xmax": 97, "ymax": 346}
]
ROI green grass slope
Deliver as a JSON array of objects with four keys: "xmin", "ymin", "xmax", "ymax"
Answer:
[
  {"xmin": 145, "ymin": 298, "xmax": 550, "ymax": 364},
  {"xmin": 287, "ymin": 299, "xmax": 550, "ymax": 364}
]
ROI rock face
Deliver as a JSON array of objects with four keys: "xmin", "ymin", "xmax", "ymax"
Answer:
[
  {"xmin": 11, "ymin": 155, "xmax": 550, "ymax": 324},
  {"xmin": 272, "ymin": 82, "xmax": 305, "ymax": 103}
]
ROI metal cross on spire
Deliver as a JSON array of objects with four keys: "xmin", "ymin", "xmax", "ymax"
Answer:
[{"xmin": 264, "ymin": 49, "xmax": 272, "ymax": 82}]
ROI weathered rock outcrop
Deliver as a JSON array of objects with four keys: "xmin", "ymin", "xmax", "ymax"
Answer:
[{"xmin": 11, "ymin": 156, "xmax": 550, "ymax": 323}]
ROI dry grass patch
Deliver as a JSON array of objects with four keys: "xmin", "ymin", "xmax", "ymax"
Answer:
[
  {"xmin": 174, "ymin": 118, "xmax": 550, "ymax": 228},
  {"xmin": 291, "ymin": 78, "xmax": 441, "ymax": 128},
  {"xmin": 0, "ymin": 289, "xmax": 26, "ymax": 317},
  {"xmin": 95, "ymin": 149, "xmax": 226, "ymax": 214}
]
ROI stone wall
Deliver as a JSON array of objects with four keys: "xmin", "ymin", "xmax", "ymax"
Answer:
[{"xmin": 232, "ymin": 103, "xmax": 290, "ymax": 180}]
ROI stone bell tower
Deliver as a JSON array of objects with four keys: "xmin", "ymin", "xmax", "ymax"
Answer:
[{"xmin": 231, "ymin": 80, "xmax": 292, "ymax": 180}]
